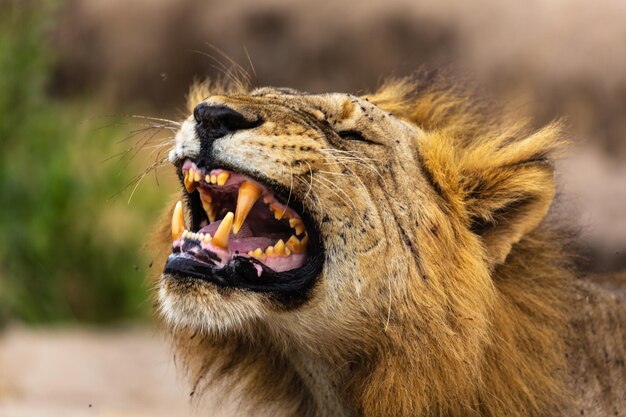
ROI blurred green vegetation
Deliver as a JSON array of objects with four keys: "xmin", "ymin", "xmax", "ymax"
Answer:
[{"xmin": 0, "ymin": 2, "xmax": 168, "ymax": 324}]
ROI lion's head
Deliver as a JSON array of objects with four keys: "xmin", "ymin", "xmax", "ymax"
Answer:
[{"xmin": 156, "ymin": 75, "xmax": 569, "ymax": 416}]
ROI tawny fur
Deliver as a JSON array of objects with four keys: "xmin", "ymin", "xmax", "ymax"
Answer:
[{"xmin": 154, "ymin": 72, "xmax": 626, "ymax": 417}]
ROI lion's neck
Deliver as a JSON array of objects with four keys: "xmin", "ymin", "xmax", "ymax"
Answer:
[{"xmin": 287, "ymin": 348, "xmax": 352, "ymax": 417}]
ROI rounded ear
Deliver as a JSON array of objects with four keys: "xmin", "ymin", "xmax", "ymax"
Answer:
[
  {"xmin": 419, "ymin": 122, "xmax": 564, "ymax": 266},
  {"xmin": 459, "ymin": 124, "xmax": 563, "ymax": 265},
  {"xmin": 464, "ymin": 160, "xmax": 556, "ymax": 265}
]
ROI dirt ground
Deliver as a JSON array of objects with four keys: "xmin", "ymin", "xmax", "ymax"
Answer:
[{"xmin": 0, "ymin": 326, "xmax": 212, "ymax": 417}]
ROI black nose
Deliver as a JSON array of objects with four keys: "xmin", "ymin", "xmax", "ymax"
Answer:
[{"xmin": 193, "ymin": 103, "xmax": 260, "ymax": 140}]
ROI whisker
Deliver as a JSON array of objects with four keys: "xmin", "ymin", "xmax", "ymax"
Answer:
[
  {"xmin": 313, "ymin": 176, "xmax": 357, "ymax": 211},
  {"xmin": 128, "ymin": 114, "xmax": 182, "ymax": 127},
  {"xmin": 299, "ymin": 161, "xmax": 314, "ymax": 201},
  {"xmin": 282, "ymin": 165, "xmax": 294, "ymax": 218},
  {"xmin": 243, "ymin": 46, "xmax": 257, "ymax": 78},
  {"xmin": 109, "ymin": 157, "xmax": 169, "ymax": 201}
]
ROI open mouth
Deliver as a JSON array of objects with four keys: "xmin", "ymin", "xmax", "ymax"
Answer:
[{"xmin": 164, "ymin": 158, "xmax": 323, "ymax": 299}]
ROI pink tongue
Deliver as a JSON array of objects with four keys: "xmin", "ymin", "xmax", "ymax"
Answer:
[
  {"xmin": 197, "ymin": 221, "xmax": 276, "ymax": 254},
  {"xmin": 199, "ymin": 220, "xmax": 254, "ymax": 238}
]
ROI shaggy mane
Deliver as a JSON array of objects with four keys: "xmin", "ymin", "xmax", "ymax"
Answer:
[{"xmin": 160, "ymin": 71, "xmax": 582, "ymax": 417}]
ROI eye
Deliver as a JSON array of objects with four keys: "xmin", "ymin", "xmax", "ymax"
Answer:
[{"xmin": 337, "ymin": 130, "xmax": 370, "ymax": 143}]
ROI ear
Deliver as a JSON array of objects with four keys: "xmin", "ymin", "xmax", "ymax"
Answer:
[{"xmin": 459, "ymin": 124, "xmax": 563, "ymax": 265}]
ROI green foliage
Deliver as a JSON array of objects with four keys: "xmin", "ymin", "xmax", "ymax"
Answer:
[{"xmin": 0, "ymin": 2, "xmax": 167, "ymax": 324}]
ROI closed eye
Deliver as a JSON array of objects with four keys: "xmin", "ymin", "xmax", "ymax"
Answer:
[{"xmin": 337, "ymin": 130, "xmax": 377, "ymax": 144}]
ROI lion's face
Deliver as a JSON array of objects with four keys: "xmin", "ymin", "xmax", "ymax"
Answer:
[{"xmin": 158, "ymin": 87, "xmax": 440, "ymax": 342}]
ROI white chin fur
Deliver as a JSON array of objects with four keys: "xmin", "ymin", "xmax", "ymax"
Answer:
[{"xmin": 157, "ymin": 281, "xmax": 265, "ymax": 335}]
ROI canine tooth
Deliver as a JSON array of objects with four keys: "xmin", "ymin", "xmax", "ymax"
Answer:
[
  {"xmin": 212, "ymin": 212, "xmax": 233, "ymax": 249},
  {"xmin": 274, "ymin": 239, "xmax": 285, "ymax": 255},
  {"xmin": 172, "ymin": 201, "xmax": 186, "ymax": 241},
  {"xmin": 210, "ymin": 174, "xmax": 217, "ymax": 184},
  {"xmin": 183, "ymin": 171, "xmax": 196, "ymax": 193},
  {"xmin": 234, "ymin": 181, "xmax": 262, "ymax": 234},
  {"xmin": 217, "ymin": 172, "xmax": 230, "ymax": 186}
]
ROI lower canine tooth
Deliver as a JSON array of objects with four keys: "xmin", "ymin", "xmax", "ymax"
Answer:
[
  {"xmin": 212, "ymin": 212, "xmax": 234, "ymax": 249},
  {"xmin": 171, "ymin": 201, "xmax": 186, "ymax": 241},
  {"xmin": 234, "ymin": 181, "xmax": 262, "ymax": 234}
]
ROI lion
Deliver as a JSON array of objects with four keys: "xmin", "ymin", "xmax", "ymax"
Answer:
[{"xmin": 154, "ymin": 72, "xmax": 626, "ymax": 417}]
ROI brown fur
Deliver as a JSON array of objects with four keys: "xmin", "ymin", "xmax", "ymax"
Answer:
[{"xmin": 154, "ymin": 72, "xmax": 626, "ymax": 417}]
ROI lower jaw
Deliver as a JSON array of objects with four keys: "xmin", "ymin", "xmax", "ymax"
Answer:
[{"xmin": 163, "ymin": 250, "xmax": 324, "ymax": 307}]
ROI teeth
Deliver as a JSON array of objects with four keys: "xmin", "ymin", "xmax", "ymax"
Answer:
[
  {"xmin": 234, "ymin": 181, "xmax": 262, "ymax": 234},
  {"xmin": 205, "ymin": 174, "xmax": 211, "ymax": 183},
  {"xmin": 248, "ymin": 248, "xmax": 266, "ymax": 260},
  {"xmin": 183, "ymin": 170, "xmax": 196, "ymax": 193},
  {"xmin": 286, "ymin": 235, "xmax": 301, "ymax": 253},
  {"xmin": 289, "ymin": 218, "xmax": 306, "ymax": 235},
  {"xmin": 212, "ymin": 212, "xmax": 233, "ymax": 249},
  {"xmin": 193, "ymin": 170, "xmax": 201, "ymax": 182},
  {"xmin": 274, "ymin": 239, "xmax": 286, "ymax": 255},
  {"xmin": 270, "ymin": 204, "xmax": 285, "ymax": 220},
  {"xmin": 210, "ymin": 174, "xmax": 217, "ymax": 184},
  {"xmin": 200, "ymin": 191, "xmax": 216, "ymax": 223},
  {"xmin": 217, "ymin": 172, "xmax": 230, "ymax": 186},
  {"xmin": 171, "ymin": 201, "xmax": 186, "ymax": 241},
  {"xmin": 265, "ymin": 246, "xmax": 275, "ymax": 256}
]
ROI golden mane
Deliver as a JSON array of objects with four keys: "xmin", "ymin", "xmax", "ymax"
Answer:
[{"xmin": 155, "ymin": 71, "xmax": 625, "ymax": 417}]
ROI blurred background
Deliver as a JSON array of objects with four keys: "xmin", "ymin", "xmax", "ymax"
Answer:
[{"xmin": 1, "ymin": 0, "xmax": 624, "ymax": 415}]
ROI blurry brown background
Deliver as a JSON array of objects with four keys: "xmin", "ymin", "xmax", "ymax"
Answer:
[
  {"xmin": 52, "ymin": 0, "xmax": 626, "ymax": 271},
  {"xmin": 1, "ymin": 0, "xmax": 625, "ymax": 416}
]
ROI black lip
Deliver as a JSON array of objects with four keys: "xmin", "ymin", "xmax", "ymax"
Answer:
[
  {"xmin": 164, "ymin": 250, "xmax": 323, "ymax": 305},
  {"xmin": 164, "ymin": 159, "xmax": 325, "ymax": 306}
]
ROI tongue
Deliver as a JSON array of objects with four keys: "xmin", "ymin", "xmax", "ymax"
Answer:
[
  {"xmin": 199, "ymin": 219, "xmax": 254, "ymax": 238},
  {"xmin": 198, "ymin": 221, "xmax": 278, "ymax": 254}
]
